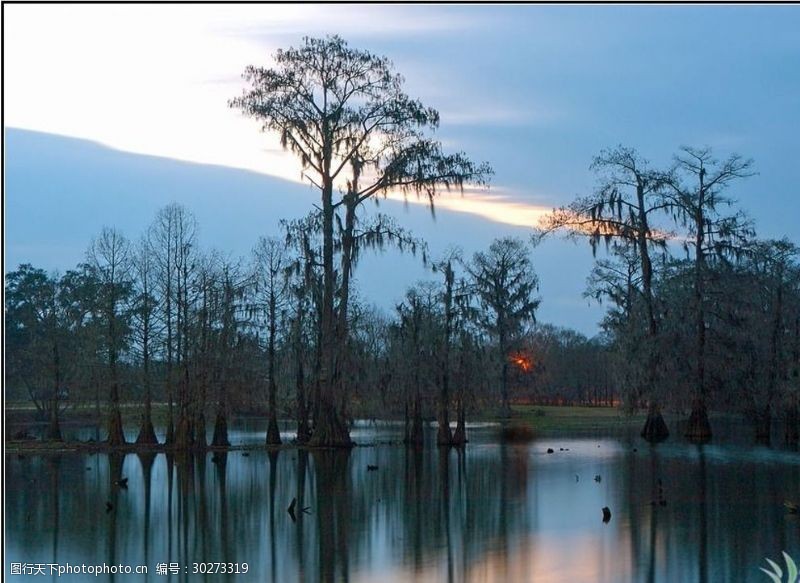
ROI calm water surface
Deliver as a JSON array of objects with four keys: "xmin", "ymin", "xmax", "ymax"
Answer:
[{"xmin": 6, "ymin": 421, "xmax": 800, "ymax": 582}]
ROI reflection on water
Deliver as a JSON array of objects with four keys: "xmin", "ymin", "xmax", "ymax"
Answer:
[{"xmin": 6, "ymin": 424, "xmax": 800, "ymax": 582}]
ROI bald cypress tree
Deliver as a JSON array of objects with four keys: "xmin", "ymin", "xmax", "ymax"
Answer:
[{"xmin": 231, "ymin": 36, "xmax": 491, "ymax": 446}]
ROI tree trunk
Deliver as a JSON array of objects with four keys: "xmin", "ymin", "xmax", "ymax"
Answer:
[
  {"xmin": 194, "ymin": 411, "xmax": 207, "ymax": 450},
  {"xmin": 295, "ymin": 343, "xmax": 311, "ymax": 444},
  {"xmin": 310, "ymin": 398, "xmax": 352, "ymax": 447},
  {"xmin": 136, "ymin": 340, "xmax": 158, "ymax": 445},
  {"xmin": 136, "ymin": 415, "xmax": 158, "ymax": 445},
  {"xmin": 452, "ymin": 399, "xmax": 467, "ymax": 447},
  {"xmin": 641, "ymin": 401, "xmax": 669, "ymax": 443},
  {"xmin": 785, "ymin": 395, "xmax": 799, "ymax": 446},
  {"xmin": 438, "ymin": 265, "xmax": 454, "ymax": 446},
  {"xmin": 47, "ymin": 401, "xmax": 62, "ymax": 442},
  {"xmin": 266, "ymin": 412, "xmax": 282, "ymax": 446},
  {"xmin": 211, "ymin": 408, "xmax": 230, "ymax": 447},
  {"xmin": 107, "ymin": 409, "xmax": 126, "ymax": 446},
  {"xmin": 686, "ymin": 172, "xmax": 711, "ymax": 442},
  {"xmin": 754, "ymin": 405, "xmax": 771, "ymax": 444},
  {"xmin": 174, "ymin": 411, "xmax": 193, "ymax": 451},
  {"xmin": 309, "ymin": 171, "xmax": 352, "ymax": 448},
  {"xmin": 47, "ymin": 341, "xmax": 63, "ymax": 441},
  {"xmin": 500, "ymin": 360, "xmax": 511, "ymax": 418},
  {"xmin": 684, "ymin": 398, "xmax": 711, "ymax": 443},
  {"xmin": 436, "ymin": 379, "xmax": 453, "ymax": 446},
  {"xmin": 266, "ymin": 302, "xmax": 282, "ymax": 446},
  {"xmin": 406, "ymin": 399, "xmax": 424, "ymax": 449}
]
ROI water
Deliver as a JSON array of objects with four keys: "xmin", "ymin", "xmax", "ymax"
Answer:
[{"xmin": 6, "ymin": 422, "xmax": 800, "ymax": 582}]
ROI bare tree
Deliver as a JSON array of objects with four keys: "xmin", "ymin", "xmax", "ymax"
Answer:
[
  {"xmin": 253, "ymin": 236, "xmax": 291, "ymax": 445},
  {"xmin": 149, "ymin": 203, "xmax": 198, "ymax": 449},
  {"xmin": 664, "ymin": 147, "xmax": 754, "ymax": 441},
  {"xmin": 132, "ymin": 234, "xmax": 159, "ymax": 445},
  {"xmin": 87, "ymin": 227, "xmax": 133, "ymax": 446}
]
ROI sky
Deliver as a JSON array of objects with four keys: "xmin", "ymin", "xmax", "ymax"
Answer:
[{"xmin": 4, "ymin": 4, "xmax": 800, "ymax": 334}]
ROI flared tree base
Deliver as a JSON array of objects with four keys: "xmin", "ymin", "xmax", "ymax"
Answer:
[
  {"xmin": 107, "ymin": 409, "xmax": 127, "ymax": 447},
  {"xmin": 753, "ymin": 408, "xmax": 771, "ymax": 445},
  {"xmin": 46, "ymin": 416, "xmax": 63, "ymax": 442},
  {"xmin": 194, "ymin": 413, "xmax": 207, "ymax": 450},
  {"xmin": 266, "ymin": 415, "xmax": 282, "ymax": 446},
  {"xmin": 174, "ymin": 414, "xmax": 194, "ymax": 451},
  {"xmin": 451, "ymin": 407, "xmax": 468, "ymax": 447},
  {"xmin": 164, "ymin": 418, "xmax": 175, "ymax": 446},
  {"xmin": 785, "ymin": 405, "xmax": 799, "ymax": 446},
  {"xmin": 404, "ymin": 413, "xmax": 424, "ymax": 449},
  {"xmin": 308, "ymin": 403, "xmax": 353, "ymax": 448},
  {"xmin": 437, "ymin": 423, "xmax": 453, "ymax": 447},
  {"xmin": 295, "ymin": 419, "xmax": 311, "ymax": 445},
  {"xmin": 211, "ymin": 412, "xmax": 231, "ymax": 447},
  {"xmin": 684, "ymin": 399, "xmax": 712, "ymax": 443},
  {"xmin": 135, "ymin": 416, "xmax": 159, "ymax": 445},
  {"xmin": 641, "ymin": 407, "xmax": 669, "ymax": 443}
]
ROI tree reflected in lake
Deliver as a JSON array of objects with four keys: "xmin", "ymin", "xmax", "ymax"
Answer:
[{"xmin": 6, "ymin": 424, "xmax": 800, "ymax": 582}]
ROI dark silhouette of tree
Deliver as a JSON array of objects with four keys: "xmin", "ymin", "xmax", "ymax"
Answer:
[
  {"xmin": 540, "ymin": 146, "xmax": 673, "ymax": 440},
  {"xmin": 663, "ymin": 147, "xmax": 754, "ymax": 441},
  {"xmin": 253, "ymin": 236, "xmax": 291, "ymax": 445},
  {"xmin": 231, "ymin": 35, "xmax": 491, "ymax": 446},
  {"xmin": 5, "ymin": 265, "xmax": 76, "ymax": 440},
  {"xmin": 133, "ymin": 235, "xmax": 159, "ymax": 445},
  {"xmin": 468, "ymin": 237, "xmax": 540, "ymax": 417},
  {"xmin": 87, "ymin": 227, "xmax": 134, "ymax": 446},
  {"xmin": 149, "ymin": 204, "xmax": 199, "ymax": 450}
]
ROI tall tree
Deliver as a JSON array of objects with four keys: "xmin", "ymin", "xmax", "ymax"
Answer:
[
  {"xmin": 468, "ymin": 237, "xmax": 540, "ymax": 417},
  {"xmin": 432, "ymin": 249, "xmax": 471, "ymax": 446},
  {"xmin": 133, "ymin": 235, "xmax": 159, "ymax": 445},
  {"xmin": 87, "ymin": 227, "xmax": 134, "ymax": 446},
  {"xmin": 231, "ymin": 35, "xmax": 491, "ymax": 446},
  {"xmin": 149, "ymin": 203, "xmax": 198, "ymax": 449},
  {"xmin": 253, "ymin": 236, "xmax": 291, "ymax": 445},
  {"xmin": 540, "ymin": 146, "xmax": 672, "ymax": 441},
  {"xmin": 664, "ymin": 147, "xmax": 754, "ymax": 441}
]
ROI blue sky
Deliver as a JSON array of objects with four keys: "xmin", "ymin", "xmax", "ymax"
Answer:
[{"xmin": 5, "ymin": 4, "xmax": 800, "ymax": 334}]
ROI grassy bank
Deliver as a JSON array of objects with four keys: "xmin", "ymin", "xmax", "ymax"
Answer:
[{"xmin": 497, "ymin": 405, "xmax": 645, "ymax": 434}]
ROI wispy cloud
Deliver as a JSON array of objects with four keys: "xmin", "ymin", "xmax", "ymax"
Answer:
[{"xmin": 383, "ymin": 186, "xmax": 551, "ymax": 228}]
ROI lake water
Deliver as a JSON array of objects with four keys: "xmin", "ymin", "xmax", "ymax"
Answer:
[{"xmin": 5, "ymin": 421, "xmax": 800, "ymax": 582}]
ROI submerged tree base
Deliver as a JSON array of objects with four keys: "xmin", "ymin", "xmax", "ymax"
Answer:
[
  {"xmin": 211, "ymin": 412, "xmax": 230, "ymax": 447},
  {"xmin": 785, "ymin": 404, "xmax": 799, "ymax": 446},
  {"xmin": 295, "ymin": 418, "xmax": 311, "ymax": 445},
  {"xmin": 437, "ymin": 422, "xmax": 453, "ymax": 447},
  {"xmin": 107, "ymin": 409, "xmax": 126, "ymax": 446},
  {"xmin": 266, "ymin": 415, "xmax": 282, "ymax": 446},
  {"xmin": 135, "ymin": 417, "xmax": 159, "ymax": 445},
  {"xmin": 641, "ymin": 406, "xmax": 669, "ymax": 443},
  {"xmin": 308, "ymin": 404, "xmax": 353, "ymax": 448},
  {"xmin": 451, "ymin": 407, "xmax": 468, "ymax": 447},
  {"xmin": 404, "ymin": 408, "xmax": 424, "ymax": 449},
  {"xmin": 753, "ymin": 407, "xmax": 772, "ymax": 444},
  {"xmin": 46, "ymin": 417, "xmax": 63, "ymax": 442},
  {"xmin": 684, "ymin": 399, "xmax": 712, "ymax": 443},
  {"xmin": 174, "ymin": 414, "xmax": 194, "ymax": 451}
]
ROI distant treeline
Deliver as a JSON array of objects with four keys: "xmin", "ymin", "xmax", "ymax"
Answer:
[{"xmin": 4, "ymin": 203, "xmax": 612, "ymax": 447}]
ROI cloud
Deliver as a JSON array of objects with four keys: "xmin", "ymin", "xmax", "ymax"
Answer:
[
  {"xmin": 443, "ymin": 105, "xmax": 564, "ymax": 128},
  {"xmin": 383, "ymin": 186, "xmax": 552, "ymax": 229}
]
